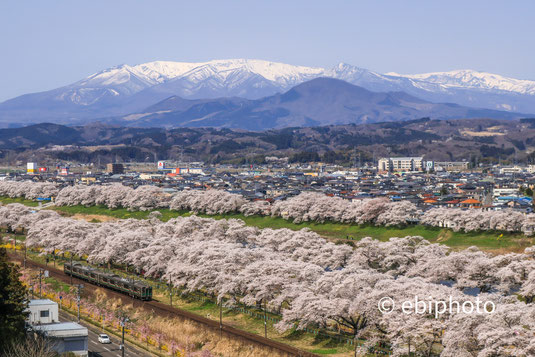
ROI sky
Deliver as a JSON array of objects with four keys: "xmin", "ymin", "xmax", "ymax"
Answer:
[{"xmin": 1, "ymin": 0, "xmax": 534, "ymax": 101}]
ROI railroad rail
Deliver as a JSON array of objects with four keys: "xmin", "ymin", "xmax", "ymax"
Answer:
[{"xmin": 10, "ymin": 253, "xmax": 318, "ymax": 357}]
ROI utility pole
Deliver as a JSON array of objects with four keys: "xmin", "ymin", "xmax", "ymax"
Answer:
[
  {"xmin": 38, "ymin": 269, "xmax": 49, "ymax": 298},
  {"xmin": 264, "ymin": 299, "xmax": 267, "ymax": 339},
  {"xmin": 169, "ymin": 278, "xmax": 172, "ymax": 307},
  {"xmin": 76, "ymin": 284, "xmax": 84, "ymax": 322},
  {"xmin": 24, "ymin": 243, "xmax": 27, "ymax": 269},
  {"xmin": 70, "ymin": 254, "xmax": 73, "ymax": 285},
  {"xmin": 120, "ymin": 317, "xmax": 129, "ymax": 357},
  {"xmin": 39, "ymin": 269, "xmax": 42, "ymax": 298},
  {"xmin": 219, "ymin": 299, "xmax": 223, "ymax": 338}
]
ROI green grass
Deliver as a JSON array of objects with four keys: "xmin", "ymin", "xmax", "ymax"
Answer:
[
  {"xmin": 51, "ymin": 205, "xmax": 152, "ymax": 219},
  {"xmin": 176, "ymin": 212, "xmax": 532, "ymax": 252},
  {"xmin": 50, "ymin": 205, "xmax": 190, "ymax": 221},
  {"xmin": 0, "ymin": 196, "xmax": 39, "ymax": 206},
  {"xmin": 2, "ymin": 233, "xmax": 27, "ymax": 242},
  {"xmin": 44, "ymin": 276, "xmax": 72, "ymax": 294},
  {"xmin": 3, "ymin": 197, "xmax": 531, "ymax": 252},
  {"xmin": 311, "ymin": 349, "xmax": 339, "ymax": 354}
]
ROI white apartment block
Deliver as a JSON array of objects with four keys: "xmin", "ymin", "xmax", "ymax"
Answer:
[
  {"xmin": 493, "ymin": 187, "xmax": 519, "ymax": 198},
  {"xmin": 378, "ymin": 157, "xmax": 425, "ymax": 172},
  {"xmin": 499, "ymin": 166, "xmax": 523, "ymax": 174},
  {"xmin": 435, "ymin": 161, "xmax": 470, "ymax": 172}
]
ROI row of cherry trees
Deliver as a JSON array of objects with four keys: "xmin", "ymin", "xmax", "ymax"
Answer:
[
  {"xmin": 0, "ymin": 180, "xmax": 59, "ymax": 200},
  {"xmin": 1, "ymin": 181, "xmax": 535, "ymax": 234},
  {"xmin": 1, "ymin": 202, "xmax": 534, "ymax": 355},
  {"xmin": 50, "ymin": 185, "xmax": 535, "ymax": 234},
  {"xmin": 421, "ymin": 207, "xmax": 535, "ymax": 234}
]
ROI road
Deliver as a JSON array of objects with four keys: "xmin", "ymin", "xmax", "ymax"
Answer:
[
  {"xmin": 58, "ymin": 311, "xmax": 152, "ymax": 357},
  {"xmin": 13, "ymin": 253, "xmax": 316, "ymax": 357}
]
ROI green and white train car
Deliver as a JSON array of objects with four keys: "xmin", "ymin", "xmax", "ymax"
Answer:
[{"xmin": 64, "ymin": 262, "xmax": 152, "ymax": 300}]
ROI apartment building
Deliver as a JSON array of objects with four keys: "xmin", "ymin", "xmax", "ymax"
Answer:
[{"xmin": 378, "ymin": 157, "xmax": 425, "ymax": 172}]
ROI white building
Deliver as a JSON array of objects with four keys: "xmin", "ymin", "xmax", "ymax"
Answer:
[
  {"xmin": 27, "ymin": 162, "xmax": 38, "ymax": 174},
  {"xmin": 493, "ymin": 188, "xmax": 519, "ymax": 199},
  {"xmin": 435, "ymin": 161, "xmax": 470, "ymax": 172},
  {"xmin": 499, "ymin": 166, "xmax": 523, "ymax": 174},
  {"xmin": 33, "ymin": 322, "xmax": 88, "ymax": 357},
  {"xmin": 27, "ymin": 299, "xmax": 59, "ymax": 324},
  {"xmin": 176, "ymin": 167, "xmax": 205, "ymax": 175},
  {"xmin": 378, "ymin": 157, "xmax": 425, "ymax": 172},
  {"xmin": 139, "ymin": 173, "xmax": 164, "ymax": 180},
  {"xmin": 27, "ymin": 299, "xmax": 88, "ymax": 357}
]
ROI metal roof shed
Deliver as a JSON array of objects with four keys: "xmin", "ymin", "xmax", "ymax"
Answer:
[{"xmin": 33, "ymin": 322, "xmax": 88, "ymax": 357}]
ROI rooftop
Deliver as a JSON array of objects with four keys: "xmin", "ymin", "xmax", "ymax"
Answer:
[
  {"xmin": 28, "ymin": 299, "xmax": 57, "ymax": 306},
  {"xmin": 34, "ymin": 322, "xmax": 88, "ymax": 337}
]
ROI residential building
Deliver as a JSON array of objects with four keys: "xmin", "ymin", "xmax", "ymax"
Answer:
[
  {"xmin": 500, "ymin": 166, "xmax": 523, "ymax": 174},
  {"xmin": 33, "ymin": 322, "xmax": 88, "ymax": 357},
  {"xmin": 435, "ymin": 161, "xmax": 470, "ymax": 172},
  {"xmin": 378, "ymin": 157, "xmax": 425, "ymax": 172},
  {"xmin": 27, "ymin": 299, "xmax": 59, "ymax": 324},
  {"xmin": 106, "ymin": 163, "xmax": 124, "ymax": 174},
  {"xmin": 493, "ymin": 188, "xmax": 519, "ymax": 199},
  {"xmin": 27, "ymin": 299, "xmax": 88, "ymax": 357}
]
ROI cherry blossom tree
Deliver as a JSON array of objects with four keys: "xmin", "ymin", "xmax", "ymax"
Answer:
[
  {"xmin": 3, "ymin": 188, "xmax": 535, "ymax": 355},
  {"xmin": 169, "ymin": 189, "xmax": 247, "ymax": 215}
]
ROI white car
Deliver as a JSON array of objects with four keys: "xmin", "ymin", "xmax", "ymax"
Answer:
[{"xmin": 98, "ymin": 334, "xmax": 111, "ymax": 344}]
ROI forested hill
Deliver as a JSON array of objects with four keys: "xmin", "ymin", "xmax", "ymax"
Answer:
[{"xmin": 1, "ymin": 118, "xmax": 535, "ymax": 164}]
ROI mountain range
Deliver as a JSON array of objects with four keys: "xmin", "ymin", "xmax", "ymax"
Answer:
[
  {"xmin": 1, "ymin": 118, "xmax": 534, "ymax": 165},
  {"xmin": 115, "ymin": 78, "xmax": 521, "ymax": 130},
  {"xmin": 0, "ymin": 59, "xmax": 534, "ymax": 129}
]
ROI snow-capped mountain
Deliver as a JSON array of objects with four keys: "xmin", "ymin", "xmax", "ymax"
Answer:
[
  {"xmin": 391, "ymin": 69, "xmax": 535, "ymax": 95},
  {"xmin": 134, "ymin": 59, "xmax": 324, "ymax": 101},
  {"xmin": 72, "ymin": 59, "xmax": 325, "ymax": 100},
  {"xmin": 0, "ymin": 59, "xmax": 533, "ymax": 126},
  {"xmin": 382, "ymin": 69, "xmax": 535, "ymax": 112},
  {"xmin": 117, "ymin": 78, "xmax": 521, "ymax": 130}
]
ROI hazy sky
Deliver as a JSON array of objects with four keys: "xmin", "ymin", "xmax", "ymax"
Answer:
[{"xmin": 1, "ymin": 0, "xmax": 534, "ymax": 101}]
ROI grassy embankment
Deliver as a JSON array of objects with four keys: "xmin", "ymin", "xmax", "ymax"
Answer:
[
  {"xmin": 0, "ymin": 196, "xmax": 40, "ymax": 206},
  {"xmin": 49, "ymin": 204, "xmax": 533, "ymax": 252},
  {"xmin": 0, "ymin": 195, "xmax": 531, "ymax": 252}
]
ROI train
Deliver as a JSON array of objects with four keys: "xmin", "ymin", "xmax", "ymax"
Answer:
[{"xmin": 64, "ymin": 262, "xmax": 152, "ymax": 301}]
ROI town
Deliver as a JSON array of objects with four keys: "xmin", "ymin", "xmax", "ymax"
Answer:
[
  {"xmin": 9, "ymin": 156, "xmax": 535, "ymax": 214},
  {"xmin": 2, "ymin": 2, "xmax": 535, "ymax": 356}
]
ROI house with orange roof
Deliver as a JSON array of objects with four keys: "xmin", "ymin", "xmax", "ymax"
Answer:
[{"xmin": 460, "ymin": 198, "xmax": 481, "ymax": 208}]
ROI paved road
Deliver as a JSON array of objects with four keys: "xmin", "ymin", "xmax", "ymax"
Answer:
[{"xmin": 58, "ymin": 311, "xmax": 151, "ymax": 357}]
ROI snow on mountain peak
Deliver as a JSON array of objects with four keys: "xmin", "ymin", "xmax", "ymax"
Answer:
[
  {"xmin": 78, "ymin": 59, "xmax": 326, "ymax": 90},
  {"xmin": 24, "ymin": 58, "xmax": 535, "ymax": 115},
  {"xmin": 394, "ymin": 69, "xmax": 535, "ymax": 95},
  {"xmin": 75, "ymin": 59, "xmax": 535, "ymax": 97}
]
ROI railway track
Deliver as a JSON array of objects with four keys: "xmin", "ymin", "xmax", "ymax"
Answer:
[{"xmin": 11, "ymin": 253, "xmax": 318, "ymax": 357}]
